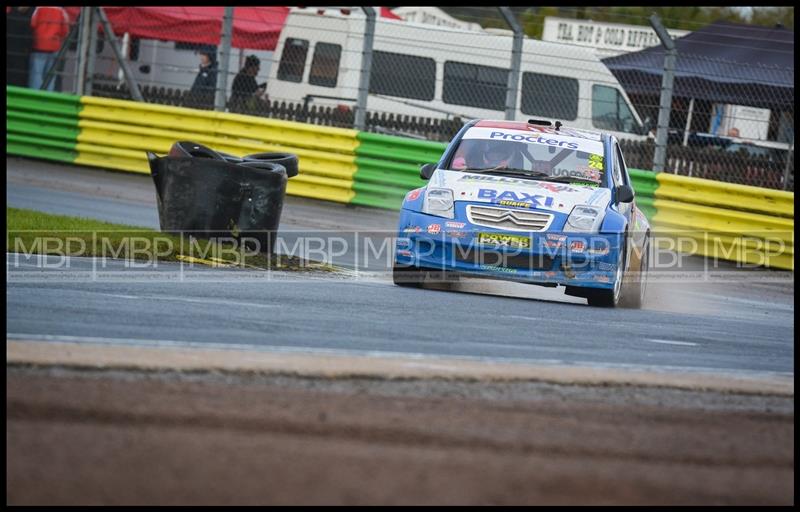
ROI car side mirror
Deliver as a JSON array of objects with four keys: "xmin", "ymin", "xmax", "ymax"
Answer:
[
  {"xmin": 420, "ymin": 163, "xmax": 437, "ymax": 180},
  {"xmin": 616, "ymin": 184, "xmax": 634, "ymax": 204}
]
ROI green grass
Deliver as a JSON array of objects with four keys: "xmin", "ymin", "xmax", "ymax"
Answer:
[{"xmin": 6, "ymin": 207, "xmax": 332, "ymax": 271}]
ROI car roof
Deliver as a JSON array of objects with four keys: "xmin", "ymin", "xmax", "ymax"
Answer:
[{"xmin": 473, "ymin": 120, "xmax": 605, "ymax": 142}]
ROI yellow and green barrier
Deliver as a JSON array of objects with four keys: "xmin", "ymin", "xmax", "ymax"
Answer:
[
  {"xmin": 7, "ymin": 87, "xmax": 82, "ymax": 163},
  {"xmin": 353, "ymin": 131, "xmax": 444, "ymax": 208},
  {"xmin": 6, "ymin": 85, "xmax": 794, "ymax": 269}
]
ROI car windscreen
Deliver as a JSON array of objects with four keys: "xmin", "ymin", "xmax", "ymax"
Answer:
[{"xmin": 446, "ymin": 128, "xmax": 605, "ymax": 183}]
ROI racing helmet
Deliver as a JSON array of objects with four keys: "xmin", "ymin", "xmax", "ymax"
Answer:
[{"xmin": 482, "ymin": 141, "xmax": 520, "ymax": 169}]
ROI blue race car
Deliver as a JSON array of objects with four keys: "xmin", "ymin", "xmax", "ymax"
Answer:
[{"xmin": 393, "ymin": 119, "xmax": 650, "ymax": 308}]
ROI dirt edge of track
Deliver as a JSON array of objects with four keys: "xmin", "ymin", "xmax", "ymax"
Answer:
[{"xmin": 7, "ymin": 339, "xmax": 793, "ymax": 396}]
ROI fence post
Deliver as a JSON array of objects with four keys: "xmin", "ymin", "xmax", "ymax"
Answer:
[
  {"xmin": 84, "ymin": 8, "xmax": 99, "ymax": 95},
  {"xmin": 355, "ymin": 7, "xmax": 376, "ymax": 131},
  {"xmin": 95, "ymin": 7, "xmax": 144, "ymax": 101},
  {"xmin": 499, "ymin": 7, "xmax": 523, "ymax": 121},
  {"xmin": 649, "ymin": 13, "xmax": 677, "ymax": 173},
  {"xmin": 215, "ymin": 7, "xmax": 235, "ymax": 112},
  {"xmin": 498, "ymin": 7, "xmax": 525, "ymax": 121},
  {"xmin": 75, "ymin": 7, "xmax": 92, "ymax": 95},
  {"xmin": 784, "ymin": 143, "xmax": 794, "ymax": 190}
]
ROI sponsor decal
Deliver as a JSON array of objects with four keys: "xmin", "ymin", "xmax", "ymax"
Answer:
[
  {"xmin": 403, "ymin": 226, "xmax": 422, "ymax": 233},
  {"xmin": 462, "ymin": 127, "xmax": 605, "ymax": 155},
  {"xmin": 593, "ymin": 274, "xmax": 611, "ymax": 283},
  {"xmin": 427, "ymin": 223, "xmax": 441, "ymax": 235},
  {"xmin": 536, "ymin": 182, "xmax": 579, "ymax": 193},
  {"xmin": 480, "ymin": 264, "xmax": 517, "ymax": 273},
  {"xmin": 478, "ymin": 232, "xmax": 531, "ymax": 249},
  {"xmin": 406, "ymin": 188, "xmax": 421, "ymax": 201},
  {"xmin": 445, "ymin": 221, "xmax": 466, "ymax": 229},
  {"xmin": 570, "ymin": 240, "xmax": 586, "ymax": 252},
  {"xmin": 446, "ymin": 231, "xmax": 468, "ymax": 238},
  {"xmin": 396, "ymin": 238, "xmax": 410, "ymax": 248},
  {"xmin": 543, "ymin": 240, "xmax": 563, "ymax": 250},
  {"xmin": 546, "ymin": 233, "xmax": 567, "ymax": 242},
  {"xmin": 544, "ymin": 271, "xmax": 558, "ymax": 278},
  {"xmin": 596, "ymin": 261, "xmax": 616, "ymax": 271},
  {"xmin": 488, "ymin": 130, "xmax": 579, "ymax": 150},
  {"xmin": 497, "ymin": 199, "xmax": 533, "ymax": 209},
  {"xmin": 459, "ymin": 174, "xmax": 535, "ymax": 187},
  {"xmin": 587, "ymin": 247, "xmax": 610, "ymax": 256},
  {"xmin": 397, "ymin": 249, "xmax": 413, "ymax": 257},
  {"xmin": 477, "ymin": 189, "xmax": 554, "ymax": 209},
  {"xmin": 588, "ymin": 154, "xmax": 605, "ymax": 170},
  {"xmin": 572, "ymin": 181, "xmax": 599, "ymax": 188}
]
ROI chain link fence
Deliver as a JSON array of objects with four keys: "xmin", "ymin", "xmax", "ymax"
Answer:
[{"xmin": 5, "ymin": 6, "xmax": 794, "ymax": 190}]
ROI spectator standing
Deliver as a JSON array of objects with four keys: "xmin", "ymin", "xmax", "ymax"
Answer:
[
  {"xmin": 184, "ymin": 46, "xmax": 218, "ymax": 110},
  {"xmin": 6, "ymin": 6, "xmax": 34, "ymax": 87},
  {"xmin": 29, "ymin": 6, "xmax": 70, "ymax": 91},
  {"xmin": 228, "ymin": 55, "xmax": 267, "ymax": 114}
]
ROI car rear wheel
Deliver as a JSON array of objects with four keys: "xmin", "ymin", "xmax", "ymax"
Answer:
[{"xmin": 619, "ymin": 238, "xmax": 649, "ymax": 309}]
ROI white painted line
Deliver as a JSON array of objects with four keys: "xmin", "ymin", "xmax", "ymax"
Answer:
[
  {"xmin": 646, "ymin": 339, "xmax": 698, "ymax": 347},
  {"xmin": 95, "ymin": 292, "xmax": 280, "ymax": 309}
]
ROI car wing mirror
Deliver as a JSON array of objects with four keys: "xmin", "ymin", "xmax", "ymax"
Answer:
[
  {"xmin": 420, "ymin": 163, "xmax": 437, "ymax": 180},
  {"xmin": 616, "ymin": 184, "xmax": 634, "ymax": 204}
]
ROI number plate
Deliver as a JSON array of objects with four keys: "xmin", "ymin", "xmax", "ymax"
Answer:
[{"xmin": 478, "ymin": 232, "xmax": 531, "ymax": 249}]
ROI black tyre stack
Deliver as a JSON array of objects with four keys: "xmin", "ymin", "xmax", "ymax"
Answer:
[{"xmin": 148, "ymin": 141, "xmax": 298, "ymax": 255}]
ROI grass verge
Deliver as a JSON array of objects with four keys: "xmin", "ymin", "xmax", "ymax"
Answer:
[{"xmin": 6, "ymin": 207, "xmax": 333, "ymax": 271}]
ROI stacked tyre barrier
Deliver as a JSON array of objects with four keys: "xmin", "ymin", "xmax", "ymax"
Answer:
[{"xmin": 6, "ymin": 85, "xmax": 794, "ymax": 269}]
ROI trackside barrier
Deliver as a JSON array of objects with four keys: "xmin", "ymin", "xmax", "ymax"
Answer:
[
  {"xmin": 353, "ymin": 132, "xmax": 446, "ymax": 209},
  {"xmin": 76, "ymin": 96, "xmax": 359, "ymax": 204},
  {"xmin": 628, "ymin": 168, "xmax": 657, "ymax": 220},
  {"xmin": 6, "ymin": 86, "xmax": 82, "ymax": 164},
  {"xmin": 651, "ymin": 174, "xmax": 794, "ymax": 270},
  {"xmin": 5, "ymin": 86, "xmax": 793, "ymax": 269}
]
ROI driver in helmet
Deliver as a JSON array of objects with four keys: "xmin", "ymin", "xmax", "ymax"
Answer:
[{"xmin": 481, "ymin": 141, "xmax": 518, "ymax": 170}]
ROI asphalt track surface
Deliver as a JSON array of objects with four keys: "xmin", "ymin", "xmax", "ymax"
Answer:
[{"xmin": 6, "ymin": 157, "xmax": 795, "ymax": 376}]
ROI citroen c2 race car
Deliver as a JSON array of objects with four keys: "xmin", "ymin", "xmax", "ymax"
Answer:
[{"xmin": 393, "ymin": 119, "xmax": 650, "ymax": 308}]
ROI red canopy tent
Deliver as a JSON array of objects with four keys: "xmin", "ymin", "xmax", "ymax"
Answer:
[{"xmin": 64, "ymin": 7, "xmax": 401, "ymax": 51}]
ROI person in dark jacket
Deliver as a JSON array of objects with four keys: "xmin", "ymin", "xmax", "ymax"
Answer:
[
  {"xmin": 228, "ymin": 54, "xmax": 267, "ymax": 114},
  {"xmin": 184, "ymin": 45, "xmax": 218, "ymax": 110},
  {"xmin": 6, "ymin": 6, "xmax": 34, "ymax": 87}
]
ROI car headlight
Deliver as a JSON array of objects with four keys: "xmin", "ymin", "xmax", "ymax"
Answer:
[
  {"xmin": 564, "ymin": 205, "xmax": 604, "ymax": 233},
  {"xmin": 423, "ymin": 188, "xmax": 454, "ymax": 219}
]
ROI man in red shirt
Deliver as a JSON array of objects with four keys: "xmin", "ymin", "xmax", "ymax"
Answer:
[{"xmin": 28, "ymin": 6, "xmax": 69, "ymax": 91}]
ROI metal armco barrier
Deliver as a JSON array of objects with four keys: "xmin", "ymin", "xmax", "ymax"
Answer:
[{"xmin": 5, "ymin": 85, "xmax": 794, "ymax": 270}]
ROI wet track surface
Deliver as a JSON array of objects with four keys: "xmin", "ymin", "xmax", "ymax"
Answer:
[{"xmin": 6, "ymin": 157, "xmax": 795, "ymax": 375}]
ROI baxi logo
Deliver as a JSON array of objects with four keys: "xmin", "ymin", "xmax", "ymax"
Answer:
[
  {"xmin": 489, "ymin": 131, "xmax": 579, "ymax": 150},
  {"xmin": 478, "ymin": 189, "xmax": 554, "ymax": 208}
]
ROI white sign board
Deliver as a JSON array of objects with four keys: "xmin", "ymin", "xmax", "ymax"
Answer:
[
  {"xmin": 542, "ymin": 16, "xmax": 690, "ymax": 57},
  {"xmin": 391, "ymin": 7, "xmax": 484, "ymax": 32},
  {"xmin": 714, "ymin": 104, "xmax": 772, "ymax": 141}
]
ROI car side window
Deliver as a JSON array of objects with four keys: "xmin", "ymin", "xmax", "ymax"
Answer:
[
  {"xmin": 611, "ymin": 144, "xmax": 624, "ymax": 188},
  {"xmin": 614, "ymin": 144, "xmax": 629, "ymax": 186}
]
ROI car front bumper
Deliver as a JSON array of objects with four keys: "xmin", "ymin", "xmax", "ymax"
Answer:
[{"xmin": 396, "ymin": 209, "xmax": 623, "ymax": 289}]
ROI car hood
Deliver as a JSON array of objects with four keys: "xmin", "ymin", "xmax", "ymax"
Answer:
[{"xmin": 430, "ymin": 169, "xmax": 611, "ymax": 215}]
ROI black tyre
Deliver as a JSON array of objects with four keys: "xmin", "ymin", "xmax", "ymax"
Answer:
[
  {"xmin": 586, "ymin": 243, "xmax": 625, "ymax": 308},
  {"xmin": 392, "ymin": 262, "xmax": 425, "ymax": 288},
  {"xmin": 169, "ymin": 141, "xmax": 226, "ymax": 160},
  {"xmin": 238, "ymin": 160, "xmax": 288, "ymax": 177},
  {"xmin": 217, "ymin": 151, "xmax": 245, "ymax": 164},
  {"xmin": 242, "ymin": 152, "xmax": 299, "ymax": 178},
  {"xmin": 619, "ymin": 238, "xmax": 649, "ymax": 309}
]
